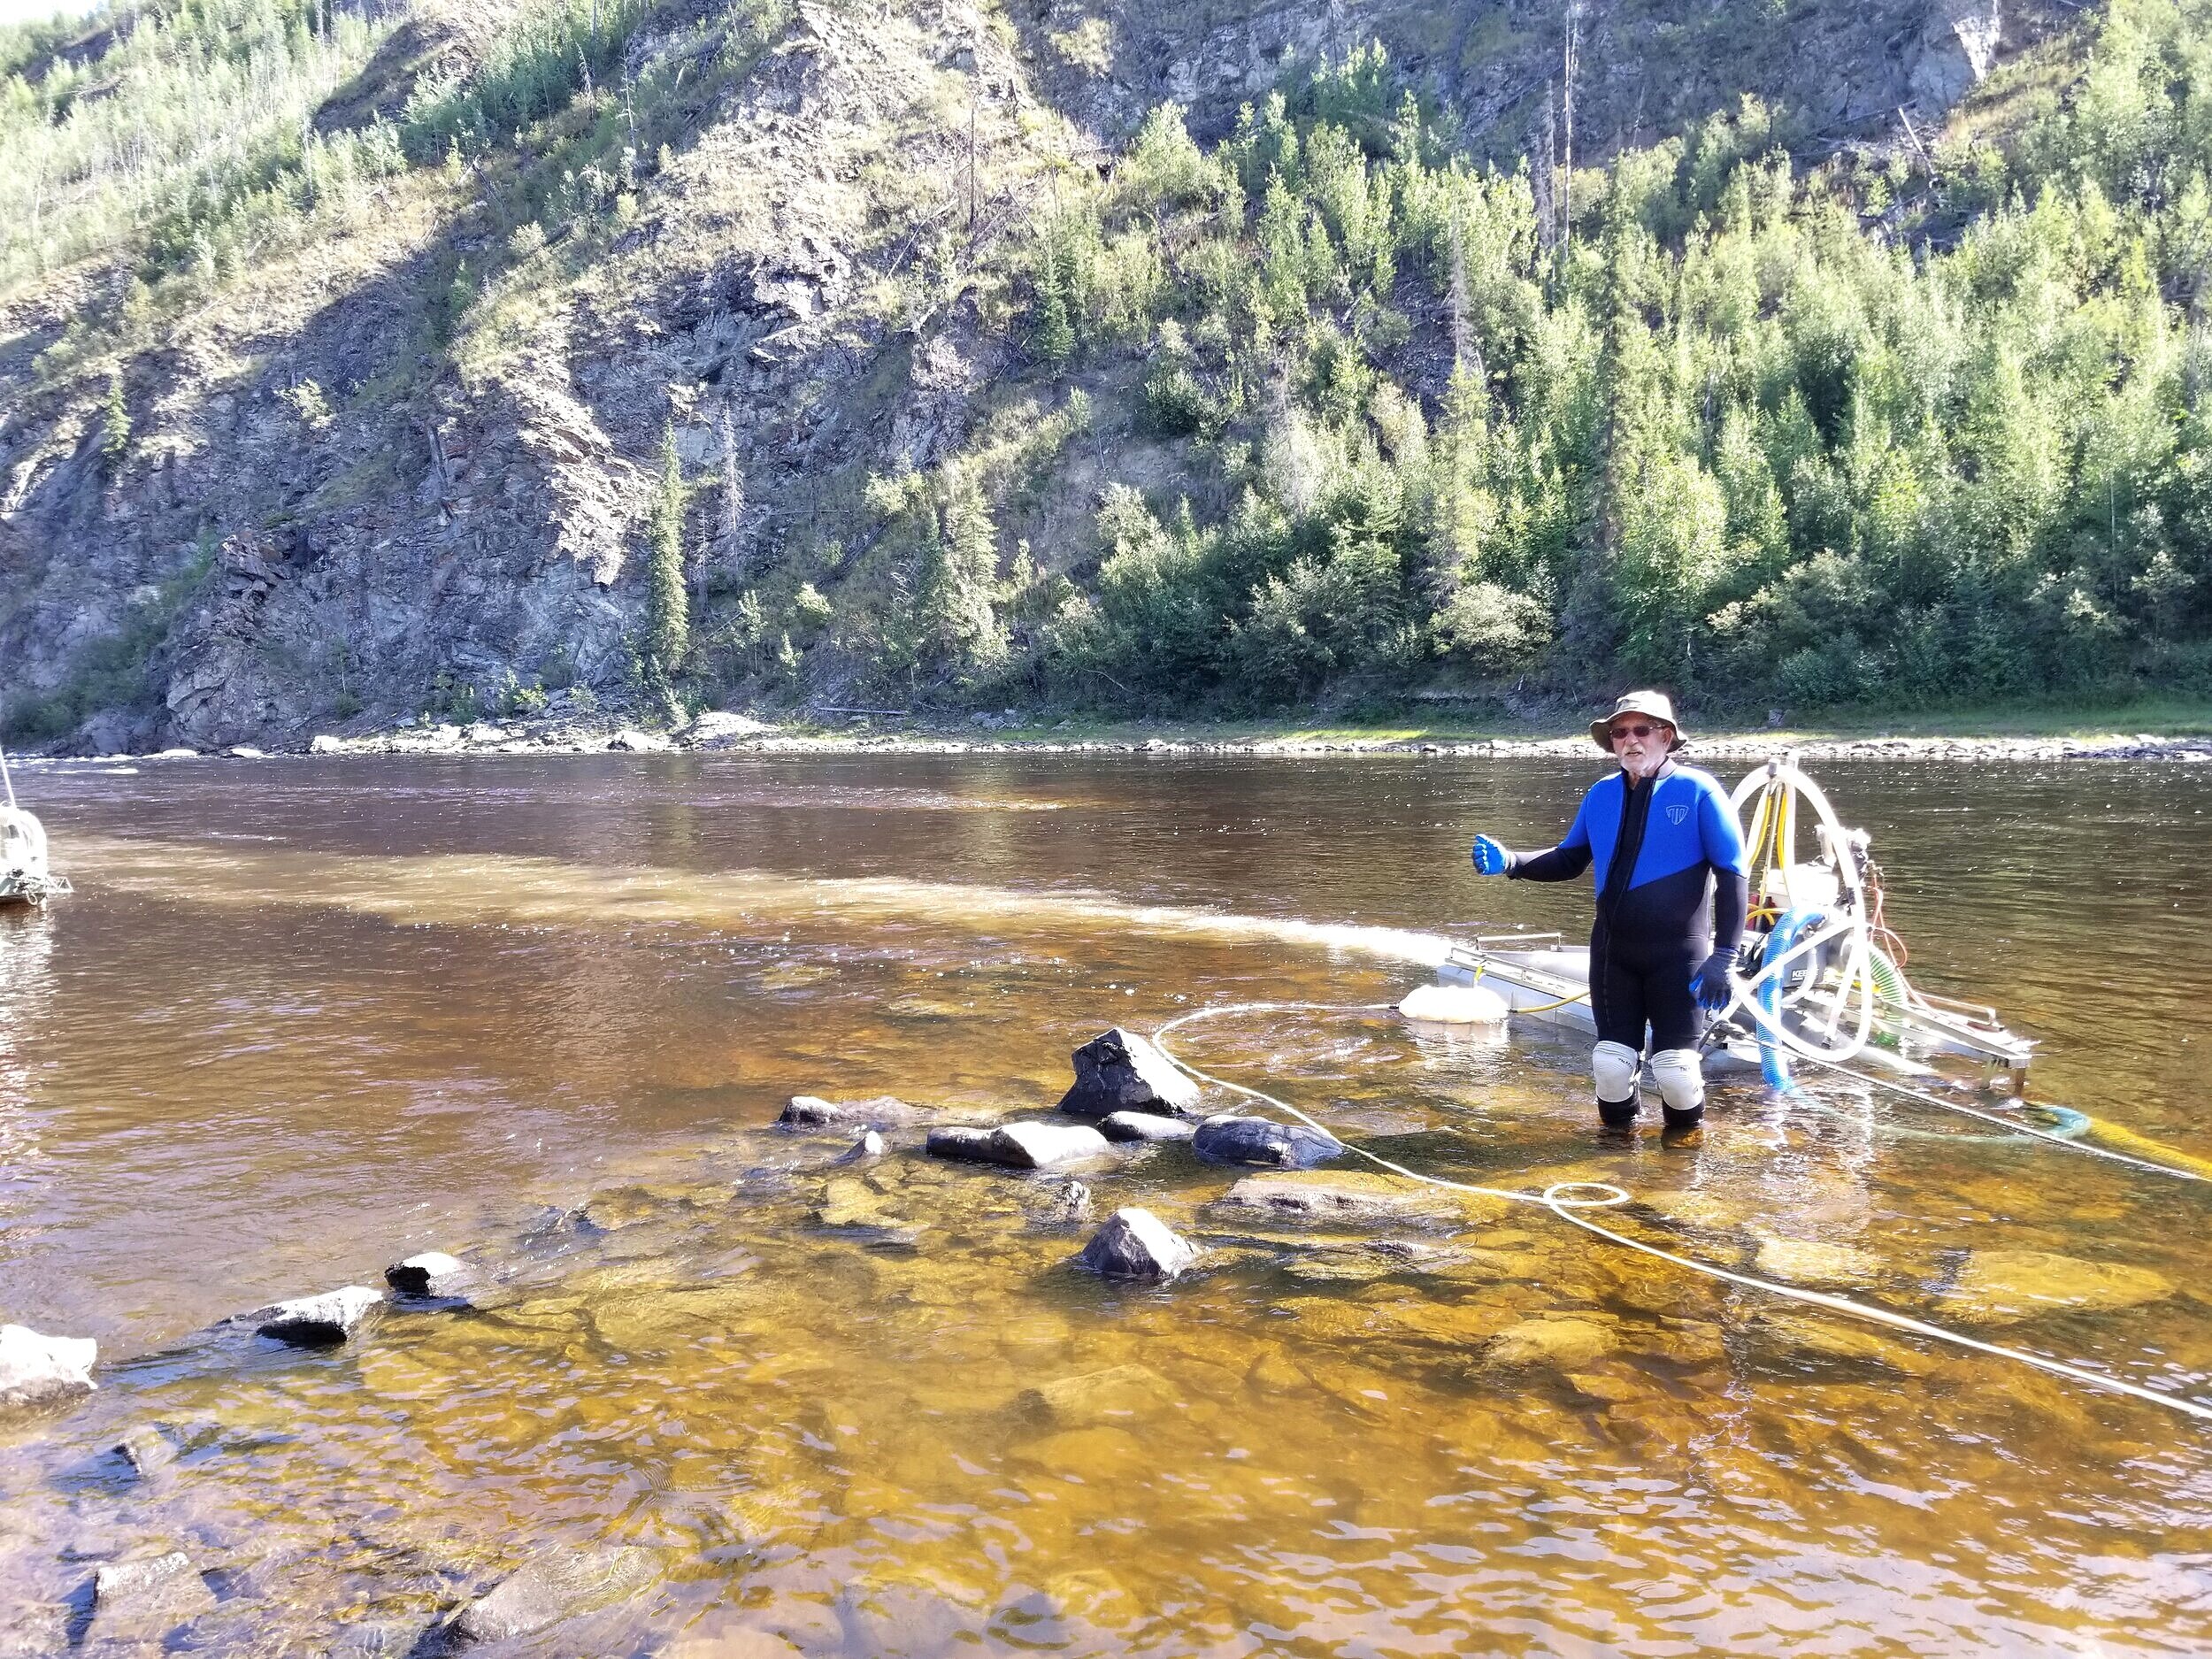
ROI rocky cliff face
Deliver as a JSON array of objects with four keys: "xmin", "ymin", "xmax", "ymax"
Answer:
[{"xmin": 0, "ymin": 0, "xmax": 2071, "ymax": 752}]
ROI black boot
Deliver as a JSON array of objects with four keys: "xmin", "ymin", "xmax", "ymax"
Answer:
[
  {"xmin": 1661, "ymin": 1102, "xmax": 1704, "ymax": 1142},
  {"xmin": 1597, "ymin": 1095, "xmax": 1639, "ymax": 1132}
]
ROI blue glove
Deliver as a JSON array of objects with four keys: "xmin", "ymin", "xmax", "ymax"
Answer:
[
  {"xmin": 1692, "ymin": 951, "xmax": 1734, "ymax": 1012},
  {"xmin": 1471, "ymin": 835, "xmax": 1512, "ymax": 876}
]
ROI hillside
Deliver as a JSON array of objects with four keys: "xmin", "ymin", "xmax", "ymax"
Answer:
[{"xmin": 1, "ymin": 0, "xmax": 2201, "ymax": 751}]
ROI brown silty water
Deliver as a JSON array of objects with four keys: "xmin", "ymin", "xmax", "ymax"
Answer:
[{"xmin": 1, "ymin": 753, "xmax": 2208, "ymax": 1654}]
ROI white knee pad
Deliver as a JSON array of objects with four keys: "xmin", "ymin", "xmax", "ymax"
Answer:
[
  {"xmin": 1592, "ymin": 1041, "xmax": 1640, "ymax": 1105},
  {"xmin": 1650, "ymin": 1048, "xmax": 1704, "ymax": 1114}
]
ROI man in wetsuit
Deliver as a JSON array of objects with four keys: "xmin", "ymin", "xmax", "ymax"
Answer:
[{"xmin": 1468, "ymin": 691, "xmax": 1748, "ymax": 1133}]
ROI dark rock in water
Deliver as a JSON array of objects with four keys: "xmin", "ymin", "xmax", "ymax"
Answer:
[
  {"xmin": 116, "ymin": 1424, "xmax": 178, "ymax": 1479},
  {"xmin": 925, "ymin": 1125, "xmax": 998, "ymax": 1162},
  {"xmin": 1192, "ymin": 1115, "xmax": 1344, "ymax": 1170},
  {"xmin": 1057, "ymin": 1027, "xmax": 1201, "ymax": 1121},
  {"xmin": 254, "ymin": 1286, "xmax": 381, "ymax": 1346},
  {"xmin": 1099, "ymin": 1110, "xmax": 1196, "ymax": 1144},
  {"xmin": 780, "ymin": 1094, "xmax": 931, "ymax": 1129},
  {"xmin": 927, "ymin": 1121, "xmax": 1110, "ymax": 1171},
  {"xmin": 1077, "ymin": 1208, "xmax": 1198, "ymax": 1281},
  {"xmin": 88, "ymin": 1552, "xmax": 217, "ymax": 1643},
  {"xmin": 452, "ymin": 1546, "xmax": 661, "ymax": 1643},
  {"xmin": 0, "ymin": 1323, "xmax": 96, "ymax": 1409},
  {"xmin": 384, "ymin": 1251, "xmax": 474, "ymax": 1302}
]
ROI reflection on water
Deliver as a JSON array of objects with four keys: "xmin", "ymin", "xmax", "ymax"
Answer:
[{"xmin": 1, "ymin": 754, "xmax": 2209, "ymax": 1655}]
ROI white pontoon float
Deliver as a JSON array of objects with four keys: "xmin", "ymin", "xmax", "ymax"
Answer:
[
  {"xmin": 1436, "ymin": 754, "xmax": 2037, "ymax": 1094},
  {"xmin": 0, "ymin": 742, "xmax": 69, "ymax": 908}
]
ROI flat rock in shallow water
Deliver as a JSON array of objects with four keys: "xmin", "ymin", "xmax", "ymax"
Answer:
[
  {"xmin": 1486, "ymin": 1316, "xmax": 1617, "ymax": 1371},
  {"xmin": 928, "ymin": 1120, "xmax": 1111, "ymax": 1171},
  {"xmin": 88, "ymin": 1552, "xmax": 216, "ymax": 1641},
  {"xmin": 781, "ymin": 1094, "xmax": 932, "ymax": 1129},
  {"xmin": 1280, "ymin": 1239, "xmax": 1482, "ymax": 1285},
  {"xmin": 1191, "ymin": 1115, "xmax": 1343, "ymax": 1169},
  {"xmin": 1213, "ymin": 1169, "xmax": 1460, "ymax": 1227},
  {"xmin": 1752, "ymin": 1236, "xmax": 1882, "ymax": 1291},
  {"xmin": 255, "ymin": 1286, "xmax": 381, "ymax": 1346},
  {"xmin": 1057, "ymin": 1026, "xmax": 1201, "ymax": 1120},
  {"xmin": 453, "ymin": 1546, "xmax": 661, "ymax": 1642},
  {"xmin": 1019, "ymin": 1363, "xmax": 1181, "ymax": 1425},
  {"xmin": 1938, "ymin": 1248, "xmax": 2173, "ymax": 1325},
  {"xmin": 1747, "ymin": 1311, "xmax": 1941, "ymax": 1375},
  {"xmin": 0, "ymin": 1323, "xmax": 96, "ymax": 1408},
  {"xmin": 384, "ymin": 1250, "xmax": 473, "ymax": 1301},
  {"xmin": 1076, "ymin": 1208, "xmax": 1197, "ymax": 1280},
  {"xmin": 1099, "ymin": 1110, "xmax": 1195, "ymax": 1143}
]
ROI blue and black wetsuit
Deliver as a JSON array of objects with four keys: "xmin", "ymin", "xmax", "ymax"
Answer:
[{"xmin": 1506, "ymin": 759, "xmax": 1749, "ymax": 1053}]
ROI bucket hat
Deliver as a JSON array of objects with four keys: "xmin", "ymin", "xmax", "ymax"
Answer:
[{"xmin": 1588, "ymin": 690, "xmax": 1686, "ymax": 752}]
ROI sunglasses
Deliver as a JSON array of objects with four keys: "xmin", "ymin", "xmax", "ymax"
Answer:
[{"xmin": 1610, "ymin": 722, "xmax": 1663, "ymax": 742}]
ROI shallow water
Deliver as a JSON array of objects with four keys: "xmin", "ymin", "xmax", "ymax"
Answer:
[{"xmin": 2, "ymin": 752, "xmax": 2209, "ymax": 1654}]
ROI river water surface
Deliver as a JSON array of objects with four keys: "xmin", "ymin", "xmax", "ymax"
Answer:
[{"xmin": 2, "ymin": 752, "xmax": 2208, "ymax": 1654}]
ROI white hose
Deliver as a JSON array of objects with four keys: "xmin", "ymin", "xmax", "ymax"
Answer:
[
  {"xmin": 1150, "ymin": 1001, "xmax": 2212, "ymax": 1426},
  {"xmin": 1724, "ymin": 759, "xmax": 1878, "ymax": 1064}
]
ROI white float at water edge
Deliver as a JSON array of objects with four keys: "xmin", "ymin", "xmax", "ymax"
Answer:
[{"xmin": 1398, "ymin": 982, "xmax": 1510, "ymax": 1025}]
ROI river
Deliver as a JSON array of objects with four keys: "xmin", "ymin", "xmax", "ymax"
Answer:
[{"xmin": 2, "ymin": 752, "xmax": 2208, "ymax": 1653}]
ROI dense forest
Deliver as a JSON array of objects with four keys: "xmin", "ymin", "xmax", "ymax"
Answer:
[
  {"xmin": 972, "ymin": 8, "xmax": 2212, "ymax": 713},
  {"xmin": 2, "ymin": 1, "xmax": 2208, "ymax": 740}
]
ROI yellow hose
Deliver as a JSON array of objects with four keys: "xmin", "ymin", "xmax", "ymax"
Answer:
[{"xmin": 2076, "ymin": 1117, "xmax": 2212, "ymax": 1181}]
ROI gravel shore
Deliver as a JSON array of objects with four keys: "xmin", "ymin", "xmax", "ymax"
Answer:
[{"xmin": 60, "ymin": 714, "xmax": 2212, "ymax": 765}]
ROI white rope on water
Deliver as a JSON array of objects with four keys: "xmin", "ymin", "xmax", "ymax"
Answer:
[{"xmin": 1150, "ymin": 1001, "xmax": 2212, "ymax": 1427}]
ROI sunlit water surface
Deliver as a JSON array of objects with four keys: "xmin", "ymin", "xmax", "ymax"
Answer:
[{"xmin": 1, "ymin": 753, "xmax": 2208, "ymax": 1655}]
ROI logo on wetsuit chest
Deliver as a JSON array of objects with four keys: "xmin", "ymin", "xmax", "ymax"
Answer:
[{"xmin": 1665, "ymin": 804, "xmax": 1690, "ymax": 825}]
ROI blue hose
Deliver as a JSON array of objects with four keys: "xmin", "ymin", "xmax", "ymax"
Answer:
[{"xmin": 1755, "ymin": 907, "xmax": 1826, "ymax": 1094}]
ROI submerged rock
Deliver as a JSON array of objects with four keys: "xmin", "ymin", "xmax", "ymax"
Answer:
[
  {"xmin": 116, "ymin": 1424, "xmax": 179, "ymax": 1479},
  {"xmin": 1099, "ymin": 1110, "xmax": 1195, "ymax": 1143},
  {"xmin": 88, "ymin": 1552, "xmax": 217, "ymax": 1643},
  {"xmin": 384, "ymin": 1251, "xmax": 473, "ymax": 1302},
  {"xmin": 1191, "ymin": 1115, "xmax": 1343, "ymax": 1170},
  {"xmin": 1211, "ymin": 1169, "xmax": 1460, "ymax": 1228},
  {"xmin": 1752, "ymin": 1235, "xmax": 1881, "ymax": 1291},
  {"xmin": 255, "ymin": 1286, "xmax": 382, "ymax": 1346},
  {"xmin": 926, "ymin": 1120, "xmax": 1111, "ymax": 1171},
  {"xmin": 0, "ymin": 1323, "xmax": 96, "ymax": 1408},
  {"xmin": 452, "ymin": 1546, "xmax": 661, "ymax": 1642},
  {"xmin": 1076, "ymin": 1209, "xmax": 1198, "ymax": 1281},
  {"xmin": 1057, "ymin": 1027, "xmax": 1201, "ymax": 1120},
  {"xmin": 1486, "ymin": 1316, "xmax": 1617, "ymax": 1371},
  {"xmin": 1279, "ymin": 1239, "xmax": 1481, "ymax": 1285},
  {"xmin": 1937, "ymin": 1248, "xmax": 2174, "ymax": 1326},
  {"xmin": 780, "ymin": 1094, "xmax": 931, "ymax": 1129},
  {"xmin": 1035, "ymin": 1179, "xmax": 1092, "ymax": 1225},
  {"xmin": 1018, "ymin": 1363, "xmax": 1181, "ymax": 1425}
]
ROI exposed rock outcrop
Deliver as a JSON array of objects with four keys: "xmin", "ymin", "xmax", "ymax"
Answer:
[
  {"xmin": 0, "ymin": 1324, "xmax": 96, "ymax": 1409},
  {"xmin": 1056, "ymin": 1027, "xmax": 1201, "ymax": 1121},
  {"xmin": 1076, "ymin": 1208, "xmax": 1198, "ymax": 1281},
  {"xmin": 254, "ymin": 1286, "xmax": 382, "ymax": 1346}
]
